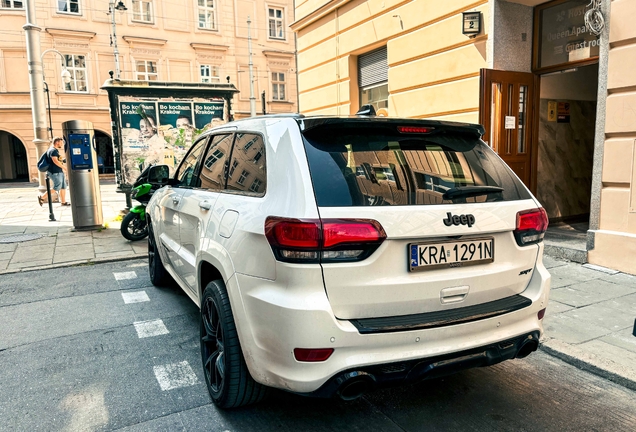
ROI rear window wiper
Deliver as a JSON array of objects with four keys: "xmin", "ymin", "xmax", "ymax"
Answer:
[{"xmin": 443, "ymin": 186, "xmax": 504, "ymax": 200}]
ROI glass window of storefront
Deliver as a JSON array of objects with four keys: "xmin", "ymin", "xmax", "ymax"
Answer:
[{"xmin": 534, "ymin": 0, "xmax": 600, "ymax": 72}]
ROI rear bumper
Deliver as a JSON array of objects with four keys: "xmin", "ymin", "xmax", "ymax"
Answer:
[
  {"xmin": 299, "ymin": 331, "xmax": 540, "ymax": 399},
  {"xmin": 228, "ymin": 255, "xmax": 551, "ymax": 395}
]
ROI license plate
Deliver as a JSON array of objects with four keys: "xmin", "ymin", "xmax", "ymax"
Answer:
[{"xmin": 409, "ymin": 238, "xmax": 494, "ymax": 271}]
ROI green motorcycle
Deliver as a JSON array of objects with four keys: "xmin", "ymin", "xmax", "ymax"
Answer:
[{"xmin": 120, "ymin": 167, "xmax": 154, "ymax": 241}]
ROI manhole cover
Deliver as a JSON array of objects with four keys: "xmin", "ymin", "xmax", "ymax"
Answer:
[{"xmin": 0, "ymin": 234, "xmax": 44, "ymax": 244}]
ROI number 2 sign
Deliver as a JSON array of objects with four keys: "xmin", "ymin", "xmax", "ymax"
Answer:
[{"xmin": 462, "ymin": 12, "xmax": 482, "ymax": 38}]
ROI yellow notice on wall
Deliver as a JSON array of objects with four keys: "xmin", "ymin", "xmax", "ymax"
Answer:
[{"xmin": 548, "ymin": 101, "xmax": 557, "ymax": 122}]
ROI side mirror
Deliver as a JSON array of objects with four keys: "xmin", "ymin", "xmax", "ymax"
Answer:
[{"xmin": 148, "ymin": 165, "xmax": 170, "ymax": 185}]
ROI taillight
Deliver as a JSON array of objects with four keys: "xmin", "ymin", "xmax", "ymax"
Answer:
[
  {"xmin": 264, "ymin": 217, "xmax": 386, "ymax": 263},
  {"xmin": 514, "ymin": 208, "xmax": 548, "ymax": 246},
  {"xmin": 397, "ymin": 126, "xmax": 434, "ymax": 134},
  {"xmin": 293, "ymin": 348, "xmax": 334, "ymax": 362}
]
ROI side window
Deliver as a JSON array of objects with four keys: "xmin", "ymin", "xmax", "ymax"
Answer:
[
  {"xmin": 226, "ymin": 133, "xmax": 266, "ymax": 196},
  {"xmin": 199, "ymin": 134, "xmax": 234, "ymax": 190},
  {"xmin": 175, "ymin": 138, "xmax": 208, "ymax": 187}
]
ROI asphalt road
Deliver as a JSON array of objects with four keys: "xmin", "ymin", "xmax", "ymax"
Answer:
[{"xmin": 1, "ymin": 260, "xmax": 635, "ymax": 432}]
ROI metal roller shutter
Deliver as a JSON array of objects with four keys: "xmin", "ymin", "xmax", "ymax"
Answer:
[{"xmin": 358, "ymin": 47, "xmax": 388, "ymax": 88}]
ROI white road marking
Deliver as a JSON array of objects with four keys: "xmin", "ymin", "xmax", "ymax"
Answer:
[
  {"xmin": 153, "ymin": 361, "xmax": 199, "ymax": 391},
  {"xmin": 121, "ymin": 291, "xmax": 150, "ymax": 304},
  {"xmin": 133, "ymin": 319, "xmax": 169, "ymax": 338},
  {"xmin": 127, "ymin": 262, "xmax": 147, "ymax": 268},
  {"xmin": 114, "ymin": 271, "xmax": 137, "ymax": 280}
]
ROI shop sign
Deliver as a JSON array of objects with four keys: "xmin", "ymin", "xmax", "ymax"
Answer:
[{"xmin": 536, "ymin": 0, "xmax": 599, "ymax": 69}]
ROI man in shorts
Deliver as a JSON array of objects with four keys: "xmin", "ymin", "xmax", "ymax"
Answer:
[{"xmin": 38, "ymin": 137, "xmax": 70, "ymax": 206}]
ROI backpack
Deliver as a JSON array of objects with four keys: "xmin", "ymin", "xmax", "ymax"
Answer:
[{"xmin": 37, "ymin": 149, "xmax": 51, "ymax": 173}]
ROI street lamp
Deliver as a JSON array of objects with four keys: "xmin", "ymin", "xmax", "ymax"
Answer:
[
  {"xmin": 108, "ymin": 0, "xmax": 127, "ymax": 79},
  {"xmin": 41, "ymin": 49, "xmax": 72, "ymax": 140}
]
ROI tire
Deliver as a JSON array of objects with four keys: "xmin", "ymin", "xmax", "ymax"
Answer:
[
  {"xmin": 121, "ymin": 212, "xmax": 148, "ymax": 241},
  {"xmin": 148, "ymin": 220, "xmax": 173, "ymax": 286},
  {"xmin": 200, "ymin": 280, "xmax": 267, "ymax": 409}
]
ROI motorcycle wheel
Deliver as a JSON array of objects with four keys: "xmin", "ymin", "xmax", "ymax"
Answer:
[{"xmin": 121, "ymin": 211, "xmax": 148, "ymax": 241}]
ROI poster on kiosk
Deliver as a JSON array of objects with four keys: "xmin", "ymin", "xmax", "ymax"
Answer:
[{"xmin": 117, "ymin": 97, "xmax": 227, "ymax": 185}]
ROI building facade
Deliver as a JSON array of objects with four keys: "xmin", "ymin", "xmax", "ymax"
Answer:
[
  {"xmin": 0, "ymin": 0, "xmax": 296, "ymax": 183},
  {"xmin": 292, "ymin": 0, "xmax": 636, "ymax": 274}
]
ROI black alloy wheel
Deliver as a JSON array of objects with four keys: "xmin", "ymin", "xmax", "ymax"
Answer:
[
  {"xmin": 201, "ymin": 294, "xmax": 225, "ymax": 396},
  {"xmin": 200, "ymin": 280, "xmax": 266, "ymax": 408}
]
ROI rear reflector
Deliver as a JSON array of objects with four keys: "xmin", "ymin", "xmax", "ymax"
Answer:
[
  {"xmin": 294, "ymin": 348, "xmax": 334, "ymax": 362},
  {"xmin": 397, "ymin": 126, "xmax": 434, "ymax": 134},
  {"xmin": 265, "ymin": 217, "xmax": 386, "ymax": 263},
  {"xmin": 538, "ymin": 308, "xmax": 546, "ymax": 320},
  {"xmin": 514, "ymin": 208, "xmax": 548, "ymax": 246}
]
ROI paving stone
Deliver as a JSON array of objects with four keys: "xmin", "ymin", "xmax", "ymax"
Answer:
[
  {"xmin": 549, "ymin": 280, "xmax": 632, "ymax": 308},
  {"xmin": 0, "ymin": 243, "xmax": 17, "ymax": 253},
  {"xmin": 598, "ymin": 328, "xmax": 636, "ymax": 354},
  {"xmin": 10, "ymin": 247, "xmax": 54, "ymax": 264},
  {"xmin": 53, "ymin": 245, "xmax": 95, "ymax": 264},
  {"xmin": 543, "ymin": 312, "xmax": 613, "ymax": 344},
  {"xmin": 556, "ymin": 303, "xmax": 635, "ymax": 332},
  {"xmin": 55, "ymin": 235, "xmax": 94, "ymax": 247},
  {"xmin": 0, "ymin": 260, "xmax": 9, "ymax": 271},
  {"xmin": 577, "ymin": 338, "xmax": 636, "ymax": 375},
  {"xmin": 94, "ymin": 244, "xmax": 132, "ymax": 254},
  {"xmin": 548, "ymin": 264, "xmax": 606, "ymax": 283},
  {"xmin": 545, "ymin": 300, "xmax": 575, "ymax": 315},
  {"xmin": 542, "ymin": 255, "xmax": 569, "ymax": 269},
  {"xmin": 7, "ymin": 259, "xmax": 53, "ymax": 270},
  {"xmin": 94, "ymin": 251, "xmax": 137, "ymax": 260}
]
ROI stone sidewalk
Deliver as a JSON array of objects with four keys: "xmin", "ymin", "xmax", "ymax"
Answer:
[
  {"xmin": 0, "ymin": 182, "xmax": 635, "ymax": 392},
  {"xmin": 0, "ymin": 182, "xmax": 144, "ymax": 273},
  {"xmin": 541, "ymin": 256, "xmax": 636, "ymax": 391}
]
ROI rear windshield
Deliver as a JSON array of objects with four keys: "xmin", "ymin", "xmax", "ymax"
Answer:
[{"xmin": 302, "ymin": 126, "xmax": 532, "ymax": 207}]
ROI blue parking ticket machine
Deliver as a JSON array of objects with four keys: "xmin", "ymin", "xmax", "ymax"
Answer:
[
  {"xmin": 62, "ymin": 120, "xmax": 104, "ymax": 230},
  {"xmin": 68, "ymin": 133, "xmax": 93, "ymax": 170}
]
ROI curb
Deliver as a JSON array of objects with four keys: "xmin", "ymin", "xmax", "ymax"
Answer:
[
  {"xmin": 0, "ymin": 254, "xmax": 146, "ymax": 276},
  {"xmin": 540, "ymin": 339, "xmax": 636, "ymax": 392}
]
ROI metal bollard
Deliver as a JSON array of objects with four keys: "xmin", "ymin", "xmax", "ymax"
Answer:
[{"xmin": 45, "ymin": 173, "xmax": 56, "ymax": 222}]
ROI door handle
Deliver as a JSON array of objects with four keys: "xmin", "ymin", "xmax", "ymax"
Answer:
[{"xmin": 198, "ymin": 200, "xmax": 212, "ymax": 210}]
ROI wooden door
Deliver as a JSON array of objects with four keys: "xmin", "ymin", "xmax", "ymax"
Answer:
[{"xmin": 479, "ymin": 69, "xmax": 538, "ymax": 192}]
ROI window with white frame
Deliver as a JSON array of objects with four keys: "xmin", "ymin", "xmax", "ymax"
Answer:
[
  {"xmin": 197, "ymin": 0, "xmax": 216, "ymax": 30},
  {"xmin": 204, "ymin": 149, "xmax": 224, "ymax": 169},
  {"xmin": 237, "ymin": 169, "xmax": 249, "ymax": 186},
  {"xmin": 62, "ymin": 54, "xmax": 87, "ymax": 92},
  {"xmin": 272, "ymin": 72, "xmax": 286, "ymax": 101},
  {"xmin": 132, "ymin": 0, "xmax": 153, "ymax": 23},
  {"xmin": 249, "ymin": 178, "xmax": 262, "ymax": 193},
  {"xmin": 268, "ymin": 7, "xmax": 284, "ymax": 39},
  {"xmin": 135, "ymin": 60, "xmax": 158, "ymax": 81},
  {"xmin": 57, "ymin": 0, "xmax": 79, "ymax": 14},
  {"xmin": 228, "ymin": 159, "xmax": 238, "ymax": 178},
  {"xmin": 200, "ymin": 64, "xmax": 220, "ymax": 83},
  {"xmin": 1, "ymin": 0, "xmax": 24, "ymax": 9}
]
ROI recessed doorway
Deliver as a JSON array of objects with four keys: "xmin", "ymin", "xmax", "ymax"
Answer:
[{"xmin": 0, "ymin": 131, "xmax": 29, "ymax": 182}]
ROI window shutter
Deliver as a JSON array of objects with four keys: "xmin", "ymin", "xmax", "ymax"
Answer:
[{"xmin": 358, "ymin": 47, "xmax": 388, "ymax": 88}]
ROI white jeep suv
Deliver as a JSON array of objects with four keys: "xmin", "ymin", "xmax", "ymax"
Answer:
[{"xmin": 146, "ymin": 114, "xmax": 551, "ymax": 408}]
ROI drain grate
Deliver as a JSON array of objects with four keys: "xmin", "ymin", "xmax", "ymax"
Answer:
[{"xmin": 0, "ymin": 233, "xmax": 44, "ymax": 244}]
